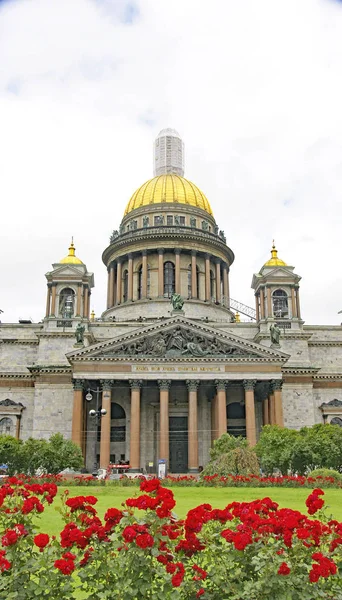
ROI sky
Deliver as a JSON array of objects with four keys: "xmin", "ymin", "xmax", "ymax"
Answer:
[{"xmin": 1, "ymin": 0, "xmax": 342, "ymax": 325}]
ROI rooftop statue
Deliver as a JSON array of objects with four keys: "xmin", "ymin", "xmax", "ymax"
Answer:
[
  {"xmin": 75, "ymin": 323, "xmax": 85, "ymax": 345},
  {"xmin": 171, "ymin": 293, "xmax": 184, "ymax": 311},
  {"xmin": 270, "ymin": 322, "xmax": 281, "ymax": 346}
]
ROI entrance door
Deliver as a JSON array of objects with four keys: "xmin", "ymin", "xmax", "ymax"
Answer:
[{"xmin": 169, "ymin": 416, "xmax": 188, "ymax": 473}]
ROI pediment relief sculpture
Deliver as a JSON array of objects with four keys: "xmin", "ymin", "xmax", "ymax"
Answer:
[{"xmin": 99, "ymin": 327, "xmax": 253, "ymax": 359}]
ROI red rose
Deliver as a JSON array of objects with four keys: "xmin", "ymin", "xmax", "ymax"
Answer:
[
  {"xmin": 54, "ymin": 558, "xmax": 75, "ymax": 575},
  {"xmin": 135, "ymin": 533, "xmax": 154, "ymax": 548},
  {"xmin": 34, "ymin": 533, "xmax": 50, "ymax": 550},
  {"xmin": 278, "ymin": 562, "xmax": 291, "ymax": 576},
  {"xmin": 2, "ymin": 529, "xmax": 18, "ymax": 547}
]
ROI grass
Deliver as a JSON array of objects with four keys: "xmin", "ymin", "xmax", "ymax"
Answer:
[{"xmin": 37, "ymin": 485, "xmax": 342, "ymax": 536}]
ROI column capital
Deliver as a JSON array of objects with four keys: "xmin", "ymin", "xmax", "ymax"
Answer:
[
  {"xmin": 127, "ymin": 252, "xmax": 133, "ymax": 260},
  {"xmin": 116, "ymin": 257, "xmax": 122, "ymax": 264},
  {"xmin": 214, "ymin": 257, "xmax": 221, "ymax": 264},
  {"xmin": 158, "ymin": 379, "xmax": 171, "ymax": 390},
  {"xmin": 205, "ymin": 253, "xmax": 211, "ymax": 260},
  {"xmin": 191, "ymin": 250, "xmax": 197, "ymax": 257},
  {"xmin": 100, "ymin": 379, "xmax": 115, "ymax": 391},
  {"xmin": 47, "ymin": 283, "xmax": 52, "ymax": 289},
  {"xmin": 186, "ymin": 379, "xmax": 200, "ymax": 391},
  {"xmin": 270, "ymin": 379, "xmax": 283, "ymax": 391},
  {"xmin": 174, "ymin": 248, "xmax": 181, "ymax": 255},
  {"xmin": 129, "ymin": 379, "xmax": 143, "ymax": 389},
  {"xmin": 142, "ymin": 249, "xmax": 147, "ymax": 257},
  {"xmin": 158, "ymin": 248, "xmax": 165, "ymax": 255},
  {"xmin": 215, "ymin": 379, "xmax": 228, "ymax": 391},
  {"xmin": 243, "ymin": 379, "xmax": 257, "ymax": 391},
  {"xmin": 73, "ymin": 379, "xmax": 85, "ymax": 391}
]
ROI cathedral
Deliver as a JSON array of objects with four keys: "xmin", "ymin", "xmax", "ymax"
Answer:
[{"xmin": 1, "ymin": 129, "xmax": 341, "ymax": 474}]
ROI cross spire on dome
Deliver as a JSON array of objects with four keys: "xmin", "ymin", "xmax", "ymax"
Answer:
[{"xmin": 153, "ymin": 128, "xmax": 184, "ymax": 177}]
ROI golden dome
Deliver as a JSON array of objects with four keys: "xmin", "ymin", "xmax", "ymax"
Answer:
[
  {"xmin": 124, "ymin": 174, "xmax": 213, "ymax": 216},
  {"xmin": 60, "ymin": 239, "xmax": 83, "ymax": 265},
  {"xmin": 264, "ymin": 242, "xmax": 287, "ymax": 267}
]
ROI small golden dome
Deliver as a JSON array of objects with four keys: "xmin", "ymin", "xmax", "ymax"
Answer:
[
  {"xmin": 124, "ymin": 174, "xmax": 213, "ymax": 216},
  {"xmin": 60, "ymin": 239, "xmax": 83, "ymax": 265},
  {"xmin": 264, "ymin": 242, "xmax": 287, "ymax": 267}
]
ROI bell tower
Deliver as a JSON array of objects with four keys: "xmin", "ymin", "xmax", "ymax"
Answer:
[
  {"xmin": 251, "ymin": 242, "xmax": 302, "ymax": 331},
  {"xmin": 44, "ymin": 239, "xmax": 94, "ymax": 329}
]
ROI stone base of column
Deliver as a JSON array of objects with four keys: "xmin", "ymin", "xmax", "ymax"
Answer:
[
  {"xmin": 188, "ymin": 468, "xmax": 199, "ymax": 474},
  {"xmin": 171, "ymin": 309, "xmax": 184, "ymax": 316}
]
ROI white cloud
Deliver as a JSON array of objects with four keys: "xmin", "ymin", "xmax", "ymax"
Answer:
[{"xmin": 0, "ymin": 0, "xmax": 342, "ymax": 324}]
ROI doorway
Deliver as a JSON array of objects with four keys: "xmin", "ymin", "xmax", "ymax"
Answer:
[{"xmin": 169, "ymin": 416, "xmax": 188, "ymax": 473}]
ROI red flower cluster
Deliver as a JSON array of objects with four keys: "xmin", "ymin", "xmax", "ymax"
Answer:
[
  {"xmin": 305, "ymin": 488, "xmax": 325, "ymax": 515},
  {"xmin": 65, "ymin": 495, "xmax": 97, "ymax": 513},
  {"xmin": 309, "ymin": 552, "xmax": 337, "ymax": 582},
  {"xmin": 54, "ymin": 552, "xmax": 76, "ymax": 575},
  {"xmin": 125, "ymin": 478, "xmax": 175, "ymax": 519},
  {"xmin": 278, "ymin": 561, "xmax": 291, "ymax": 575}
]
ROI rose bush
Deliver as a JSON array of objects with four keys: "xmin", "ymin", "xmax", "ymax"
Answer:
[{"xmin": 1, "ymin": 477, "xmax": 342, "ymax": 598}]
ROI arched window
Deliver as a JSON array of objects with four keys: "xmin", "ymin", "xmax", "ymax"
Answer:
[
  {"xmin": 111, "ymin": 403, "xmax": 126, "ymax": 442},
  {"xmin": 272, "ymin": 289, "xmax": 288, "ymax": 318},
  {"xmin": 137, "ymin": 265, "xmax": 142, "ymax": 300},
  {"xmin": 164, "ymin": 262, "xmax": 175, "ymax": 298},
  {"xmin": 123, "ymin": 270, "xmax": 128, "ymax": 302},
  {"xmin": 210, "ymin": 270, "xmax": 215, "ymax": 300},
  {"xmin": 0, "ymin": 417, "xmax": 13, "ymax": 436},
  {"xmin": 330, "ymin": 417, "xmax": 342, "ymax": 427},
  {"xmin": 59, "ymin": 287, "xmax": 75, "ymax": 319}
]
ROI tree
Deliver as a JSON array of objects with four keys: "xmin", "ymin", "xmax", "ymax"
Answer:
[
  {"xmin": 17, "ymin": 438, "xmax": 49, "ymax": 475},
  {"xmin": 255, "ymin": 425, "xmax": 297, "ymax": 475},
  {"xmin": 41, "ymin": 433, "xmax": 84, "ymax": 474},
  {"xmin": 0, "ymin": 435, "xmax": 22, "ymax": 475},
  {"xmin": 202, "ymin": 433, "xmax": 259, "ymax": 477},
  {"xmin": 209, "ymin": 433, "xmax": 248, "ymax": 461}
]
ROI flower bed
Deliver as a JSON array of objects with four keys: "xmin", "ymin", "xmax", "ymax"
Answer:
[{"xmin": 1, "ymin": 477, "xmax": 342, "ymax": 598}]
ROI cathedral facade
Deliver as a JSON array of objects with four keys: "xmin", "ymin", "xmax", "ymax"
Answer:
[{"xmin": 1, "ymin": 129, "xmax": 342, "ymax": 473}]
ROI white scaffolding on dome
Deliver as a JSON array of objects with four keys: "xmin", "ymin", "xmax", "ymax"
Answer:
[{"xmin": 153, "ymin": 128, "xmax": 184, "ymax": 177}]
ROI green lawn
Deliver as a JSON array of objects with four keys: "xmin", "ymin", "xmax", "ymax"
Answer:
[{"xmin": 37, "ymin": 485, "xmax": 342, "ymax": 536}]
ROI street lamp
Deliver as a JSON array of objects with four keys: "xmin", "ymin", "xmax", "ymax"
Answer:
[{"xmin": 85, "ymin": 387, "xmax": 107, "ymax": 476}]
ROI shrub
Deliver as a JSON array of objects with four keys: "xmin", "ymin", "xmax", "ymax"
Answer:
[
  {"xmin": 201, "ymin": 447, "xmax": 259, "ymax": 477},
  {"xmin": 1, "ymin": 477, "xmax": 342, "ymax": 599},
  {"xmin": 309, "ymin": 468, "xmax": 342, "ymax": 483}
]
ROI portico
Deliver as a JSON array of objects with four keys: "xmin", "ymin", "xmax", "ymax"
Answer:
[{"xmin": 68, "ymin": 316, "xmax": 287, "ymax": 473}]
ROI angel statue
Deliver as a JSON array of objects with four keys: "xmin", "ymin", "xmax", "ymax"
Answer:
[{"xmin": 171, "ymin": 293, "xmax": 184, "ymax": 311}]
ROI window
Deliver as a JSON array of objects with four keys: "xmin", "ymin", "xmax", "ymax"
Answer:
[
  {"xmin": 179, "ymin": 216, "xmax": 185, "ymax": 225},
  {"xmin": 272, "ymin": 289, "xmax": 288, "ymax": 318},
  {"xmin": 210, "ymin": 270, "xmax": 215, "ymax": 300},
  {"xmin": 0, "ymin": 417, "xmax": 13, "ymax": 435},
  {"xmin": 111, "ymin": 403, "xmax": 126, "ymax": 419},
  {"xmin": 59, "ymin": 288, "xmax": 75, "ymax": 319},
  {"xmin": 167, "ymin": 215, "xmax": 173, "ymax": 226},
  {"xmin": 110, "ymin": 426, "xmax": 126, "ymax": 442},
  {"xmin": 137, "ymin": 265, "xmax": 142, "ymax": 299},
  {"xmin": 123, "ymin": 270, "xmax": 128, "ymax": 302},
  {"xmin": 164, "ymin": 261, "xmax": 175, "ymax": 297},
  {"xmin": 187, "ymin": 264, "xmax": 200, "ymax": 298}
]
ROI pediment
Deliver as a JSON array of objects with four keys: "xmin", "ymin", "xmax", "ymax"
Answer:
[
  {"xmin": 67, "ymin": 316, "xmax": 288, "ymax": 363},
  {"xmin": 53, "ymin": 264, "xmax": 85, "ymax": 276},
  {"xmin": 263, "ymin": 266, "xmax": 296, "ymax": 278}
]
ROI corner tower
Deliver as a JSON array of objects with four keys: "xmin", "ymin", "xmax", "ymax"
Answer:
[
  {"xmin": 102, "ymin": 129, "xmax": 234, "ymax": 321},
  {"xmin": 251, "ymin": 242, "xmax": 302, "ymax": 330}
]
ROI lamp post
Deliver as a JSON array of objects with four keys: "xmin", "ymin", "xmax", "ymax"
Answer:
[{"xmin": 85, "ymin": 387, "xmax": 107, "ymax": 476}]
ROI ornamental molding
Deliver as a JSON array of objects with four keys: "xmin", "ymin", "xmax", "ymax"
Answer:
[
  {"xmin": 282, "ymin": 367, "xmax": 320, "ymax": 375},
  {"xmin": 67, "ymin": 316, "xmax": 289, "ymax": 365},
  {"xmin": 0, "ymin": 372, "xmax": 33, "ymax": 380},
  {"xmin": 28, "ymin": 365, "xmax": 72, "ymax": 375},
  {"xmin": 313, "ymin": 373, "xmax": 342, "ymax": 380},
  {"xmin": 308, "ymin": 341, "xmax": 342, "ymax": 347},
  {"xmin": 254, "ymin": 332, "xmax": 312, "ymax": 342},
  {"xmin": 102, "ymin": 228, "xmax": 233, "ymax": 264},
  {"xmin": 0, "ymin": 338, "xmax": 39, "ymax": 345},
  {"xmin": 0, "ymin": 398, "xmax": 25, "ymax": 408}
]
